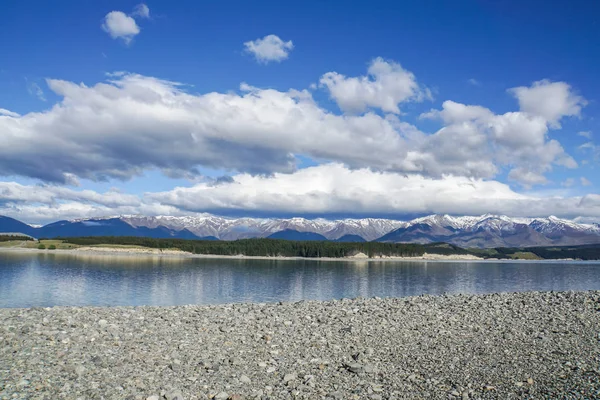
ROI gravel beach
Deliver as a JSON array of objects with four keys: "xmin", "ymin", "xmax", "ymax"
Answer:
[{"xmin": 1, "ymin": 291, "xmax": 599, "ymax": 400}]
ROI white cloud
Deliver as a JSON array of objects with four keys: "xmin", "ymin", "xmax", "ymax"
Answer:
[
  {"xmin": 581, "ymin": 177, "xmax": 592, "ymax": 186},
  {"xmin": 509, "ymin": 80, "xmax": 586, "ymax": 127},
  {"xmin": 0, "ymin": 108, "xmax": 19, "ymax": 118},
  {"xmin": 27, "ymin": 81, "xmax": 46, "ymax": 101},
  {"xmin": 132, "ymin": 3, "xmax": 150, "ymax": 19},
  {"xmin": 420, "ymin": 83, "xmax": 582, "ymax": 187},
  {"xmin": 0, "ymin": 181, "xmax": 139, "ymax": 207},
  {"xmin": 0, "ymin": 73, "xmax": 413, "ymax": 183},
  {"xmin": 0, "ymin": 71, "xmax": 585, "ymax": 188},
  {"xmin": 3, "ymin": 164, "xmax": 600, "ymax": 224},
  {"xmin": 468, "ymin": 78, "xmax": 481, "ymax": 86},
  {"xmin": 578, "ymin": 131, "xmax": 592, "ymax": 139},
  {"xmin": 244, "ymin": 35, "xmax": 293, "ymax": 63},
  {"xmin": 102, "ymin": 11, "xmax": 140, "ymax": 44},
  {"xmin": 579, "ymin": 141, "xmax": 600, "ymax": 161},
  {"xmin": 319, "ymin": 57, "xmax": 429, "ymax": 114},
  {"xmin": 562, "ymin": 178, "xmax": 575, "ymax": 187}
]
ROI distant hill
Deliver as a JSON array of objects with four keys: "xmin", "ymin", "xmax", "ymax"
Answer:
[
  {"xmin": 267, "ymin": 229, "xmax": 328, "ymax": 241},
  {"xmin": 334, "ymin": 234, "xmax": 366, "ymax": 242},
  {"xmin": 2, "ymin": 213, "xmax": 600, "ymax": 248},
  {"xmin": 0, "ymin": 216, "xmax": 37, "ymax": 237},
  {"xmin": 0, "ymin": 216, "xmax": 216, "ymax": 241}
]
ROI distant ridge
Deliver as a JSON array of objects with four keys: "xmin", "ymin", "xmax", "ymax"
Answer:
[
  {"xmin": 1, "ymin": 213, "xmax": 600, "ymax": 248},
  {"xmin": 334, "ymin": 234, "xmax": 366, "ymax": 242},
  {"xmin": 267, "ymin": 229, "xmax": 328, "ymax": 241}
]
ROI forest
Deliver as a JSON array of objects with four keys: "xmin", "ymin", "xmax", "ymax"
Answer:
[
  {"xmin": 33, "ymin": 236, "xmax": 600, "ymax": 260},
  {"xmin": 0, "ymin": 234, "xmax": 33, "ymax": 242},
  {"xmin": 60, "ymin": 236, "xmax": 471, "ymax": 258}
]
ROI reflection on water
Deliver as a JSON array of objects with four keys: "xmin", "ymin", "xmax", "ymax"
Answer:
[{"xmin": 1, "ymin": 252, "xmax": 600, "ymax": 307}]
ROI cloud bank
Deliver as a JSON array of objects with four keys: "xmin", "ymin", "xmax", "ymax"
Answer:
[
  {"xmin": 0, "ymin": 56, "xmax": 593, "ymax": 222},
  {"xmin": 1, "ymin": 164, "xmax": 599, "ymax": 224},
  {"xmin": 0, "ymin": 61, "xmax": 585, "ymax": 188}
]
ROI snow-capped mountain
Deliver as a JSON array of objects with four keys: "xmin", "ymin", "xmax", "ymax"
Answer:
[
  {"xmin": 122, "ymin": 215, "xmax": 405, "ymax": 241},
  {"xmin": 116, "ymin": 213, "xmax": 600, "ymax": 246},
  {"xmin": 2, "ymin": 213, "xmax": 600, "ymax": 248},
  {"xmin": 378, "ymin": 214, "xmax": 600, "ymax": 247}
]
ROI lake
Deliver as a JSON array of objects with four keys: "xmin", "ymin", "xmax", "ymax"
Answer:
[{"xmin": 1, "ymin": 251, "xmax": 600, "ymax": 308}]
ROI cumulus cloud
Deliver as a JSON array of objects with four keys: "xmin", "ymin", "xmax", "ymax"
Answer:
[
  {"xmin": 420, "ymin": 82, "xmax": 582, "ymax": 187},
  {"xmin": 509, "ymin": 80, "xmax": 586, "ymax": 127},
  {"xmin": 132, "ymin": 3, "xmax": 150, "ymax": 19},
  {"xmin": 102, "ymin": 11, "xmax": 140, "ymax": 44},
  {"xmin": 0, "ymin": 74, "xmax": 417, "ymax": 183},
  {"xmin": 581, "ymin": 177, "xmax": 592, "ymax": 186},
  {"xmin": 4, "ymin": 164, "xmax": 599, "ymax": 223},
  {"xmin": 320, "ymin": 58, "xmax": 429, "ymax": 114},
  {"xmin": 0, "ymin": 68, "xmax": 585, "ymax": 188},
  {"xmin": 244, "ymin": 35, "xmax": 293, "ymax": 63},
  {"xmin": 579, "ymin": 131, "xmax": 592, "ymax": 139}
]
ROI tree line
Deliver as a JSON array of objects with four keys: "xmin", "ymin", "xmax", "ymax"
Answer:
[
  {"xmin": 60, "ymin": 236, "xmax": 472, "ymax": 258},
  {"xmin": 0, "ymin": 234, "xmax": 33, "ymax": 242}
]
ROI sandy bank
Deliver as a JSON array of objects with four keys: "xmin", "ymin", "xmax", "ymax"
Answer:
[{"xmin": 0, "ymin": 246, "xmax": 485, "ymax": 261}]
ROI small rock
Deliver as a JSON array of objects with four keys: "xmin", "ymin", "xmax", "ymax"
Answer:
[
  {"xmin": 17, "ymin": 379, "xmax": 30, "ymax": 387},
  {"xmin": 214, "ymin": 392, "xmax": 229, "ymax": 400},
  {"xmin": 170, "ymin": 359, "xmax": 182, "ymax": 371},
  {"xmin": 146, "ymin": 396, "xmax": 160, "ymax": 400},
  {"xmin": 240, "ymin": 375, "xmax": 251, "ymax": 384},
  {"xmin": 345, "ymin": 363, "xmax": 364, "ymax": 374},
  {"xmin": 363, "ymin": 365, "xmax": 375, "ymax": 374},
  {"xmin": 527, "ymin": 378, "xmax": 534, "ymax": 385},
  {"xmin": 164, "ymin": 389, "xmax": 184, "ymax": 400},
  {"xmin": 283, "ymin": 373, "xmax": 297, "ymax": 383},
  {"xmin": 74, "ymin": 365, "xmax": 85, "ymax": 377}
]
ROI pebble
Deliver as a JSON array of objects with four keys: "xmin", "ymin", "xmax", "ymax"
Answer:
[
  {"xmin": 283, "ymin": 373, "xmax": 297, "ymax": 383},
  {"xmin": 213, "ymin": 392, "xmax": 229, "ymax": 400},
  {"xmin": 164, "ymin": 389, "xmax": 184, "ymax": 400},
  {"xmin": 0, "ymin": 291, "xmax": 598, "ymax": 399}
]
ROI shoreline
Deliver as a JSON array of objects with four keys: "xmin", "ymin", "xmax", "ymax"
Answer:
[
  {"xmin": 0, "ymin": 246, "xmax": 588, "ymax": 262},
  {"xmin": 0, "ymin": 246, "xmax": 486, "ymax": 261},
  {"xmin": 1, "ymin": 291, "xmax": 598, "ymax": 399}
]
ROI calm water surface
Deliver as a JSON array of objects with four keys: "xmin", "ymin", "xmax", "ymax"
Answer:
[{"xmin": 1, "ymin": 252, "xmax": 600, "ymax": 308}]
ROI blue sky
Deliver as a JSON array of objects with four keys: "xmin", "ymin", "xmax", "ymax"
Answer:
[{"xmin": 1, "ymin": 0, "xmax": 600, "ymax": 223}]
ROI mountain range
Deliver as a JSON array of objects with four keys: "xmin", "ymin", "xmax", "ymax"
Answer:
[{"xmin": 1, "ymin": 214, "xmax": 600, "ymax": 248}]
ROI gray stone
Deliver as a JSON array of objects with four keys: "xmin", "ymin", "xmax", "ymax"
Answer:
[
  {"xmin": 214, "ymin": 392, "xmax": 229, "ymax": 400},
  {"xmin": 164, "ymin": 389, "xmax": 184, "ymax": 400}
]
